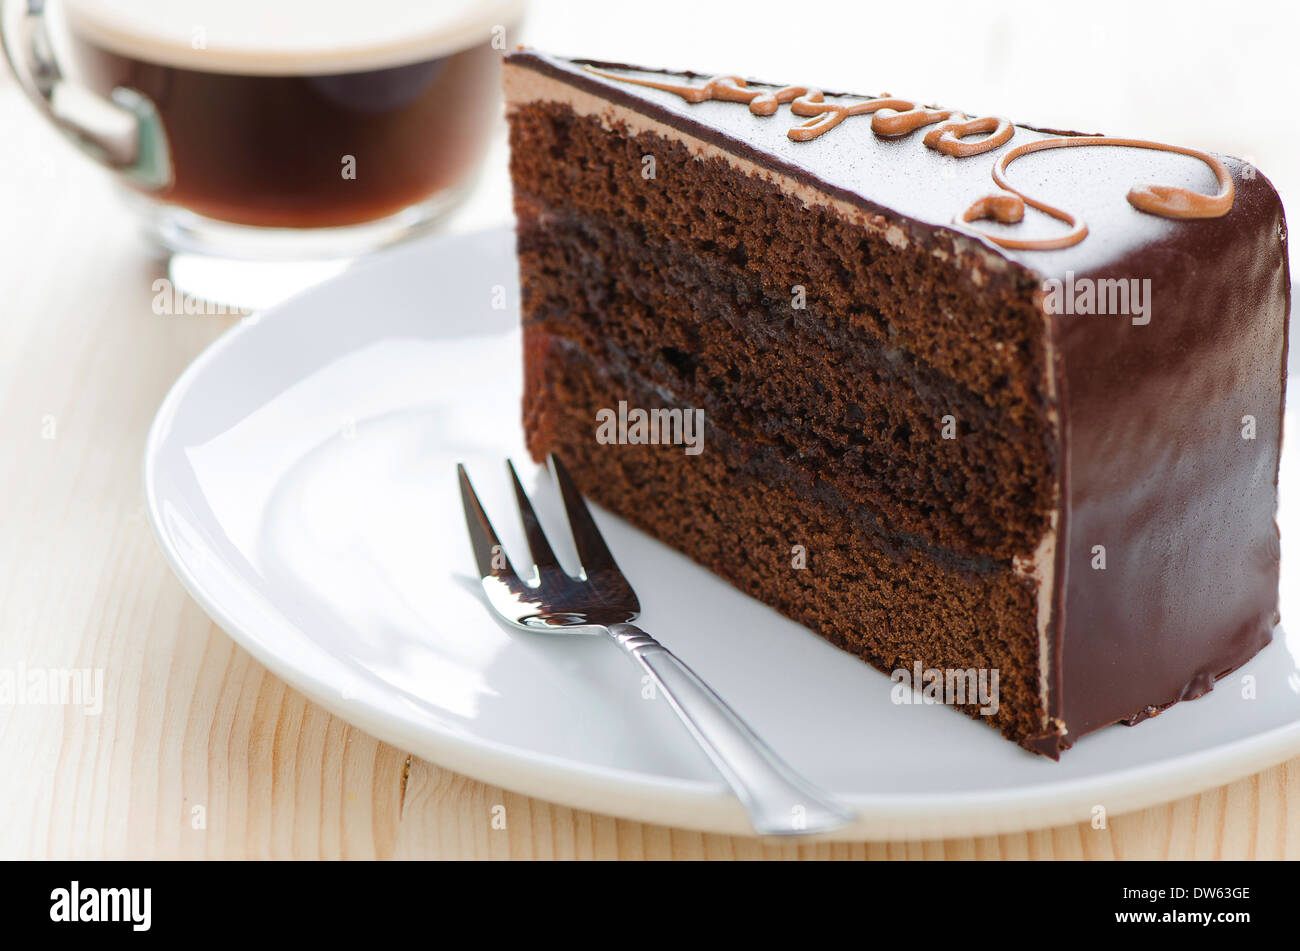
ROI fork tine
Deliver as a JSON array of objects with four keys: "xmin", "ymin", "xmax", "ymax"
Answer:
[
  {"xmin": 457, "ymin": 463, "xmax": 520, "ymax": 583},
  {"xmin": 547, "ymin": 453, "xmax": 618, "ymax": 574},
  {"xmin": 505, "ymin": 459, "xmax": 561, "ymax": 572}
]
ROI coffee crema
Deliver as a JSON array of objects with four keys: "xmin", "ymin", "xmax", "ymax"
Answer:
[{"xmin": 61, "ymin": 0, "xmax": 526, "ymax": 74}]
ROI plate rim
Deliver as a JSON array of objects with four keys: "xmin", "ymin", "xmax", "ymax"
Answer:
[{"xmin": 143, "ymin": 226, "xmax": 1300, "ymax": 841}]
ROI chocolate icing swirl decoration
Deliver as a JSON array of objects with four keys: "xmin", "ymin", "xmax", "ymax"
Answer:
[
  {"xmin": 584, "ymin": 67, "xmax": 1013, "ymax": 157},
  {"xmin": 584, "ymin": 67, "xmax": 1236, "ymax": 250},
  {"xmin": 961, "ymin": 137, "xmax": 1236, "ymax": 250}
]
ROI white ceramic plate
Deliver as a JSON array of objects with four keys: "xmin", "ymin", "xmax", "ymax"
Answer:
[{"xmin": 144, "ymin": 226, "xmax": 1300, "ymax": 840}]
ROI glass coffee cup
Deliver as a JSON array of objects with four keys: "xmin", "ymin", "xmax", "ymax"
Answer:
[{"xmin": 3, "ymin": 0, "xmax": 525, "ymax": 306}]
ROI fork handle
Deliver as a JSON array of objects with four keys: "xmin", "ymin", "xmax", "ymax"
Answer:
[{"xmin": 606, "ymin": 623, "xmax": 854, "ymax": 836}]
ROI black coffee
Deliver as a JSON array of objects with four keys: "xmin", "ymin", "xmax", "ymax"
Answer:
[{"xmin": 72, "ymin": 36, "xmax": 502, "ymax": 228}]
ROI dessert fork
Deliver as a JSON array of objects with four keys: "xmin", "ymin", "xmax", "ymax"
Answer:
[{"xmin": 456, "ymin": 454, "xmax": 855, "ymax": 837}]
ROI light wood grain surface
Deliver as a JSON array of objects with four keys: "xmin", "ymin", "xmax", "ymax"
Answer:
[{"xmin": 1, "ymin": 64, "xmax": 1297, "ymax": 861}]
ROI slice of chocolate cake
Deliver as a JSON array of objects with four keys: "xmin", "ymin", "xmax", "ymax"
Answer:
[{"xmin": 503, "ymin": 50, "xmax": 1290, "ymax": 756}]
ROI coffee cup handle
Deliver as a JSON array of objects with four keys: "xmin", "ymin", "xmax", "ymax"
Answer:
[{"xmin": 2, "ymin": 0, "xmax": 171, "ymax": 188}]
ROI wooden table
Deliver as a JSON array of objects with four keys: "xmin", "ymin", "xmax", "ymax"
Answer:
[{"xmin": 1, "ymin": 75, "xmax": 1296, "ymax": 861}]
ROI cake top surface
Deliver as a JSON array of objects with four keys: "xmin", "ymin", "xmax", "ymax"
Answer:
[{"xmin": 506, "ymin": 51, "xmax": 1284, "ymax": 281}]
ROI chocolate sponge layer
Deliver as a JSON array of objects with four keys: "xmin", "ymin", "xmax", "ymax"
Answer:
[
  {"xmin": 510, "ymin": 102, "xmax": 1057, "ymax": 749},
  {"xmin": 524, "ymin": 331, "xmax": 1048, "ymax": 744}
]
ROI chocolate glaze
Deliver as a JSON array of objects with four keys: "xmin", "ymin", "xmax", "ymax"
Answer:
[
  {"xmin": 506, "ymin": 50, "xmax": 1290, "ymax": 755},
  {"xmin": 582, "ymin": 66, "xmax": 1016, "ymax": 154}
]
